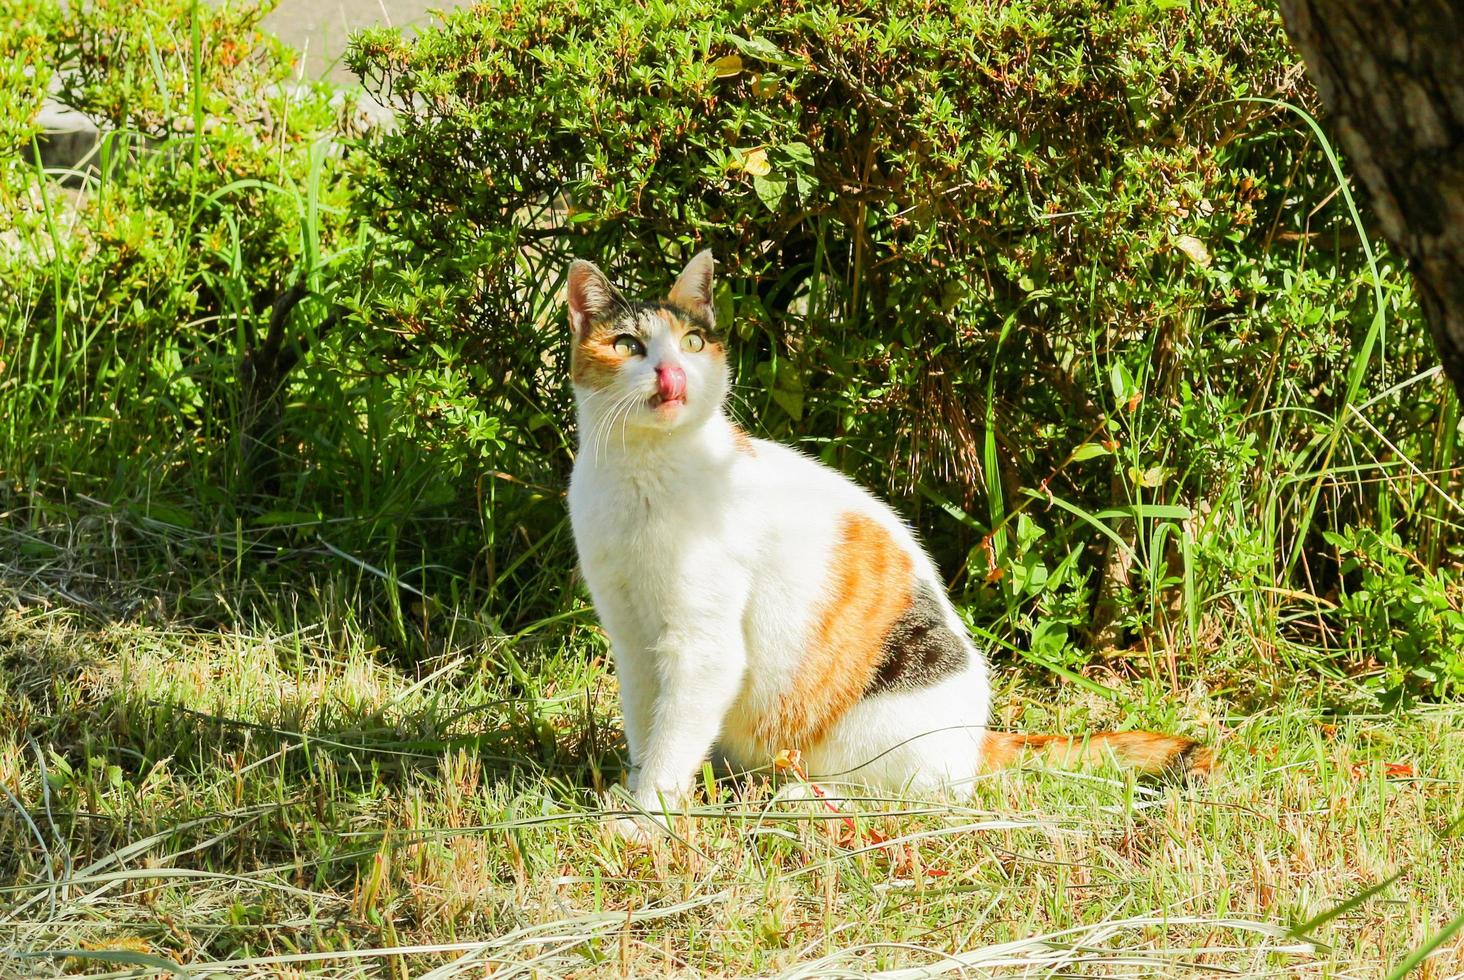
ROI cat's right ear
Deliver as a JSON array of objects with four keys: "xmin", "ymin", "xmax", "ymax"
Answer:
[{"xmin": 566, "ymin": 260, "xmax": 620, "ymax": 339}]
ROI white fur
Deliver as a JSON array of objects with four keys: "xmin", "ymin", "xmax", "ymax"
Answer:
[{"xmin": 566, "ymin": 259, "xmax": 991, "ymax": 836}]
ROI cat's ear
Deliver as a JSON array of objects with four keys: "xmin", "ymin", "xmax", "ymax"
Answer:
[
  {"xmin": 667, "ymin": 250, "xmax": 715, "ymax": 324},
  {"xmin": 566, "ymin": 259, "xmax": 621, "ymax": 338}
]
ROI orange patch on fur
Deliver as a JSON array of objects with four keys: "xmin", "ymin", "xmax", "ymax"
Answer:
[
  {"xmin": 759, "ymin": 513, "xmax": 914, "ymax": 749},
  {"xmin": 982, "ymin": 730, "xmax": 1213, "ymax": 777},
  {"xmin": 570, "ymin": 324, "xmax": 628, "ymax": 389},
  {"xmin": 730, "ymin": 424, "xmax": 756, "ymax": 456}
]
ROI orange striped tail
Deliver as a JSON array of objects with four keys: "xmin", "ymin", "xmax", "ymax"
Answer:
[{"xmin": 982, "ymin": 730, "xmax": 1213, "ymax": 778}]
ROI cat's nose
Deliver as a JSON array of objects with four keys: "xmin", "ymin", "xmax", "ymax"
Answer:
[{"xmin": 655, "ymin": 363, "xmax": 687, "ymax": 401}]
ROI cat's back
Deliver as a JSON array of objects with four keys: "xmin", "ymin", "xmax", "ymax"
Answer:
[
  {"xmin": 719, "ymin": 431, "xmax": 984, "ymax": 772},
  {"xmin": 740, "ymin": 436, "xmax": 928, "ymax": 565},
  {"xmin": 740, "ymin": 436, "xmax": 874, "ymax": 513}
]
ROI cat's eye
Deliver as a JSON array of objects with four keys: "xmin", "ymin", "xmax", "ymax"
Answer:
[
  {"xmin": 612, "ymin": 335, "xmax": 644, "ymax": 357},
  {"xmin": 681, "ymin": 332, "xmax": 706, "ymax": 353}
]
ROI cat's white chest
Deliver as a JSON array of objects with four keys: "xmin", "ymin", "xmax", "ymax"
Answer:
[{"xmin": 569, "ymin": 463, "xmax": 707, "ymax": 607}]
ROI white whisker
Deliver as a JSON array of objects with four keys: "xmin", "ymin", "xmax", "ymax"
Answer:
[{"xmin": 588, "ymin": 387, "xmax": 645, "ymax": 466}]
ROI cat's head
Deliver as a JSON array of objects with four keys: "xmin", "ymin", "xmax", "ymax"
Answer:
[{"xmin": 565, "ymin": 250, "xmax": 729, "ymax": 438}]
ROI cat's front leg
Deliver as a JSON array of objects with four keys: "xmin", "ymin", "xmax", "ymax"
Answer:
[
  {"xmin": 611, "ymin": 641, "xmax": 656, "ymax": 794},
  {"xmin": 620, "ymin": 622, "xmax": 746, "ymax": 838},
  {"xmin": 588, "ymin": 596, "xmax": 656, "ymax": 796}
]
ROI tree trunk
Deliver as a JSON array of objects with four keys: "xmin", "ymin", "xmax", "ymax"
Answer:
[{"xmin": 1278, "ymin": 0, "xmax": 1464, "ymax": 397}]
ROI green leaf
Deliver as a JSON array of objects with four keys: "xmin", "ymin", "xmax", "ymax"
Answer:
[
  {"xmin": 1029, "ymin": 618, "xmax": 1069, "ymax": 657},
  {"xmin": 1109, "ymin": 361, "xmax": 1135, "ymax": 402},
  {"xmin": 781, "ymin": 141, "xmax": 814, "ymax": 166},
  {"xmin": 769, "ymin": 382, "xmax": 802, "ymax": 420},
  {"xmin": 714, "ymin": 281, "xmax": 735, "ymax": 328},
  {"xmin": 752, "ymin": 172, "xmax": 787, "ymax": 211},
  {"xmin": 751, "ymin": 73, "xmax": 781, "ymax": 98},
  {"xmin": 727, "ymin": 33, "xmax": 799, "ymax": 68},
  {"xmin": 1011, "ymin": 555, "xmax": 1048, "ymax": 595},
  {"xmin": 1071, "ymin": 442, "xmax": 1110, "ymax": 461},
  {"xmin": 754, "ymin": 360, "xmax": 804, "ymax": 419},
  {"xmin": 1015, "ymin": 512, "xmax": 1045, "ymax": 550},
  {"xmin": 1093, "ymin": 504, "xmax": 1192, "ymax": 521}
]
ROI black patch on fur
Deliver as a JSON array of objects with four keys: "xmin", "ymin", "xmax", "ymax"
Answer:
[
  {"xmin": 863, "ymin": 582, "xmax": 968, "ymax": 697},
  {"xmin": 653, "ymin": 301, "xmax": 724, "ymax": 342},
  {"xmin": 596, "ymin": 301, "xmax": 723, "ymax": 343}
]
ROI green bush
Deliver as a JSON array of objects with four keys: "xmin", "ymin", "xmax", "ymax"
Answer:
[
  {"xmin": 0, "ymin": 0, "xmax": 55, "ymax": 160},
  {"xmin": 1, "ymin": 0, "xmax": 568, "ymax": 635},
  {"xmin": 347, "ymin": 0, "xmax": 1458, "ymax": 690},
  {"xmin": 2, "ymin": 0, "xmax": 1457, "ymax": 695},
  {"xmin": 0, "ymin": 0, "xmax": 362, "ymax": 591}
]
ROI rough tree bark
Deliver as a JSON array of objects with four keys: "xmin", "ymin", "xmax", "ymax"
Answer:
[{"xmin": 1278, "ymin": 0, "xmax": 1464, "ymax": 397}]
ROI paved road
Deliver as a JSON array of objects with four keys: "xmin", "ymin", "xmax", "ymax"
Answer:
[{"xmin": 262, "ymin": 0, "xmax": 470, "ymax": 83}]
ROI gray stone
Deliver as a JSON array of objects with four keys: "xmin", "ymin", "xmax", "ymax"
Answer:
[
  {"xmin": 34, "ymin": 100, "xmax": 101, "ymax": 175},
  {"xmin": 262, "ymin": 0, "xmax": 471, "ymax": 85}
]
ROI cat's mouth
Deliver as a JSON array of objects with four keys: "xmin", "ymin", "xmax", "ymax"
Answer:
[{"xmin": 648, "ymin": 393, "xmax": 686, "ymax": 411}]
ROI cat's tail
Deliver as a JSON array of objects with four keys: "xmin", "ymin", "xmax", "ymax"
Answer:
[{"xmin": 982, "ymin": 729, "xmax": 1213, "ymax": 778}]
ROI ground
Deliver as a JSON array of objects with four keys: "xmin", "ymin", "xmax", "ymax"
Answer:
[{"xmin": 1, "ymin": 604, "xmax": 1460, "ymax": 977}]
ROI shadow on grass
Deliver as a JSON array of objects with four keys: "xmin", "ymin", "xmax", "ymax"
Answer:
[{"xmin": 0, "ymin": 572, "xmax": 623, "ymax": 919}]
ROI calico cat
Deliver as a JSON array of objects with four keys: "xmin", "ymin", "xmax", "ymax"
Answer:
[{"xmin": 564, "ymin": 251, "xmax": 1210, "ymax": 838}]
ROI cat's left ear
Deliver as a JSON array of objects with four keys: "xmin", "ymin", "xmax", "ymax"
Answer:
[
  {"xmin": 566, "ymin": 259, "xmax": 621, "ymax": 339},
  {"xmin": 668, "ymin": 250, "xmax": 715, "ymax": 324}
]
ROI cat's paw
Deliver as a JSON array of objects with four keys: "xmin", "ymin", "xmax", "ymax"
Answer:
[
  {"xmin": 611, "ymin": 813, "xmax": 660, "ymax": 843},
  {"xmin": 774, "ymin": 781, "xmax": 835, "ymax": 804},
  {"xmin": 601, "ymin": 789, "xmax": 669, "ymax": 843}
]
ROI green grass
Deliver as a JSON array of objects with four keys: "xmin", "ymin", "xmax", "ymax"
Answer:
[{"xmin": 1, "ymin": 582, "xmax": 1461, "ymax": 977}]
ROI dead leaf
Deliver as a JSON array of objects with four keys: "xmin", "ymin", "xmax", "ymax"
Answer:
[
  {"xmin": 1174, "ymin": 234, "xmax": 1211, "ymax": 267},
  {"xmin": 742, "ymin": 147, "xmax": 771, "ymax": 176},
  {"xmin": 751, "ymin": 73, "xmax": 780, "ymax": 98},
  {"xmin": 1129, "ymin": 464, "xmax": 1168, "ymax": 488}
]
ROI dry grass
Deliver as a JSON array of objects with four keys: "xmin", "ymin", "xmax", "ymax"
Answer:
[{"xmin": 1, "ymin": 602, "xmax": 1461, "ymax": 978}]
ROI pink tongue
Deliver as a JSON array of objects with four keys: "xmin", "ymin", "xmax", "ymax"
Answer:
[{"xmin": 656, "ymin": 363, "xmax": 686, "ymax": 401}]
